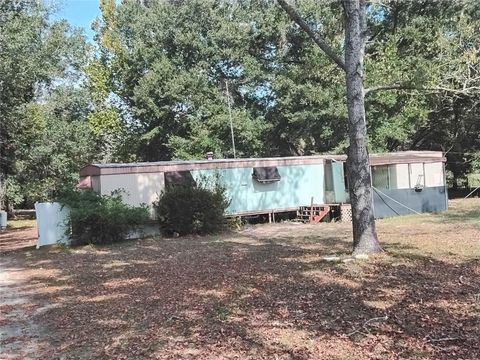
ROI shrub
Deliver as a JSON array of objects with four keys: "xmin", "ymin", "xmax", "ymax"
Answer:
[
  {"xmin": 58, "ymin": 189, "xmax": 150, "ymax": 245},
  {"xmin": 154, "ymin": 176, "xmax": 230, "ymax": 236}
]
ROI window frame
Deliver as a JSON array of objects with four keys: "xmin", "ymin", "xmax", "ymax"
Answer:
[{"xmin": 371, "ymin": 163, "xmax": 429, "ymax": 190}]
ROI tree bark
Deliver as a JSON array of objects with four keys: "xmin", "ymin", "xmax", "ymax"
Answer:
[{"xmin": 344, "ymin": 0, "xmax": 382, "ymax": 254}]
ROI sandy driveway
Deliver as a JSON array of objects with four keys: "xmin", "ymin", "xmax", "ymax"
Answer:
[{"xmin": 0, "ymin": 226, "xmax": 40, "ymax": 359}]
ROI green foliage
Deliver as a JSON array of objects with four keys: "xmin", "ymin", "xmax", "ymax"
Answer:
[
  {"xmin": 154, "ymin": 177, "xmax": 229, "ymax": 236},
  {"xmin": 85, "ymin": 60, "xmax": 113, "ymax": 103},
  {"xmin": 91, "ymin": 1, "xmax": 450, "ymax": 158},
  {"xmin": 59, "ymin": 189, "xmax": 150, "ymax": 245},
  {"xmin": 7, "ymin": 87, "xmax": 97, "ymax": 207},
  {"xmin": 0, "ymin": 0, "xmax": 97, "ymax": 210},
  {"xmin": 4, "ymin": 178, "xmax": 23, "ymax": 208},
  {"xmin": 467, "ymin": 172, "xmax": 480, "ymax": 187},
  {"xmin": 2, "ymin": 0, "xmax": 480, "ymax": 209},
  {"xmin": 90, "ymin": 0, "xmax": 480, "ymax": 169},
  {"xmin": 94, "ymin": 0, "xmax": 275, "ymax": 160},
  {"xmin": 87, "ymin": 108, "xmax": 121, "ymax": 136},
  {"xmin": 226, "ymin": 216, "xmax": 245, "ymax": 231},
  {"xmin": 365, "ymin": 0, "xmax": 480, "ymax": 157}
]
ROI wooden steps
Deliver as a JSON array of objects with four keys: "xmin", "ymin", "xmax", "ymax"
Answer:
[{"xmin": 297, "ymin": 205, "xmax": 331, "ymax": 223}]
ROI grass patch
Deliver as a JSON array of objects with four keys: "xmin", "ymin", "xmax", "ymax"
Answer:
[{"xmin": 7, "ymin": 219, "xmax": 36, "ymax": 229}]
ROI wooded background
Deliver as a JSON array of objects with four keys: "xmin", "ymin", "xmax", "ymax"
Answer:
[{"xmin": 1, "ymin": 0, "xmax": 479, "ymax": 210}]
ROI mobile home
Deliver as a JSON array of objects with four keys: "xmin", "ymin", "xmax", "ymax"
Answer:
[{"xmin": 79, "ymin": 151, "xmax": 447, "ymax": 219}]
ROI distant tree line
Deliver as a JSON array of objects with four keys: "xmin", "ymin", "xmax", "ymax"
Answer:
[{"xmin": 1, "ymin": 0, "xmax": 479, "ymax": 210}]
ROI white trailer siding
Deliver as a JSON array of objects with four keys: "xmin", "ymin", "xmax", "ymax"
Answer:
[
  {"xmin": 91, "ymin": 175, "xmax": 101, "ymax": 192},
  {"xmin": 424, "ymin": 162, "xmax": 444, "ymax": 187},
  {"xmin": 99, "ymin": 172, "xmax": 165, "ymax": 217}
]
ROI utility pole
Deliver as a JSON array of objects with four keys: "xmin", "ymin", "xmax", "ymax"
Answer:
[{"xmin": 225, "ymin": 80, "xmax": 236, "ymax": 158}]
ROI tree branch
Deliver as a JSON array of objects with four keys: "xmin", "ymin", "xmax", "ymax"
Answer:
[
  {"xmin": 364, "ymin": 84, "xmax": 480, "ymax": 96},
  {"xmin": 277, "ymin": 0, "xmax": 346, "ymax": 72},
  {"xmin": 347, "ymin": 315, "xmax": 388, "ymax": 337}
]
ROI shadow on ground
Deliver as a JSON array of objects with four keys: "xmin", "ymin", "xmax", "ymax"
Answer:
[
  {"xmin": 0, "ymin": 226, "xmax": 37, "ymax": 254},
  {"xmin": 1, "ymin": 200, "xmax": 479, "ymax": 359}
]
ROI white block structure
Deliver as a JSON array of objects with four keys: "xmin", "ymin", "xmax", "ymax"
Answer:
[{"xmin": 35, "ymin": 202, "xmax": 70, "ymax": 248}]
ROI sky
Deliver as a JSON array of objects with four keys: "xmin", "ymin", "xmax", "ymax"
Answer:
[{"xmin": 52, "ymin": 0, "xmax": 101, "ymax": 41}]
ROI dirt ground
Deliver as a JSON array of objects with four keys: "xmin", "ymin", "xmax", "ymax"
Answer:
[
  {"xmin": 0, "ymin": 199, "xmax": 479, "ymax": 359},
  {"xmin": 0, "ymin": 220, "xmax": 37, "ymax": 253}
]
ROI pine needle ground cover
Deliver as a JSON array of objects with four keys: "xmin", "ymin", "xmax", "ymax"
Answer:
[{"xmin": 1, "ymin": 199, "xmax": 479, "ymax": 359}]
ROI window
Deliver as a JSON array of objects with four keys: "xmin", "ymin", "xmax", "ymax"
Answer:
[
  {"xmin": 372, "ymin": 165, "xmax": 389, "ymax": 189},
  {"xmin": 252, "ymin": 167, "xmax": 281, "ymax": 183},
  {"xmin": 372, "ymin": 164, "xmax": 416, "ymax": 190},
  {"xmin": 372, "ymin": 163, "xmax": 444, "ymax": 190},
  {"xmin": 389, "ymin": 164, "xmax": 410, "ymax": 189},
  {"xmin": 409, "ymin": 163, "xmax": 424, "ymax": 189}
]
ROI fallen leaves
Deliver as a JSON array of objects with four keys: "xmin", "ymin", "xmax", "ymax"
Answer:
[{"xmin": 1, "ymin": 199, "xmax": 479, "ymax": 359}]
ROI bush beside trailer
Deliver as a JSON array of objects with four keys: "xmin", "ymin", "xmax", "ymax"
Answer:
[{"xmin": 79, "ymin": 151, "xmax": 448, "ymax": 220}]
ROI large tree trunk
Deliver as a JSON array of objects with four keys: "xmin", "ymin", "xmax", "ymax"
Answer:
[
  {"xmin": 344, "ymin": 0, "xmax": 382, "ymax": 254},
  {"xmin": 277, "ymin": 0, "xmax": 382, "ymax": 254}
]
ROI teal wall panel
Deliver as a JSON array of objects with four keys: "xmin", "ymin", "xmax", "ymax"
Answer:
[{"xmin": 192, "ymin": 164, "xmax": 325, "ymax": 214}]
